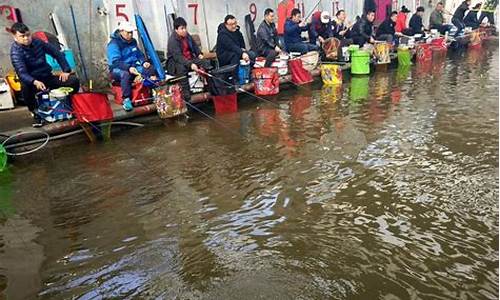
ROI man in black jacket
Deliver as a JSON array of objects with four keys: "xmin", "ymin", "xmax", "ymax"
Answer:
[
  {"xmin": 256, "ymin": 8, "xmax": 282, "ymax": 67},
  {"xmin": 452, "ymin": 0, "xmax": 471, "ymax": 36},
  {"xmin": 409, "ymin": 6, "xmax": 425, "ymax": 36},
  {"xmin": 167, "ymin": 17, "xmax": 211, "ymax": 102},
  {"xmin": 216, "ymin": 15, "xmax": 253, "ymax": 67},
  {"xmin": 376, "ymin": 11, "xmax": 399, "ymax": 42},
  {"xmin": 464, "ymin": 3, "xmax": 481, "ymax": 29},
  {"xmin": 9, "ymin": 23, "xmax": 79, "ymax": 127},
  {"xmin": 350, "ymin": 10, "xmax": 376, "ymax": 47}
]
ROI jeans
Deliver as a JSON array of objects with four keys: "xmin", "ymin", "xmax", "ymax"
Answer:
[
  {"xmin": 286, "ymin": 42, "xmax": 319, "ymax": 54},
  {"xmin": 21, "ymin": 74, "xmax": 80, "ymax": 112},
  {"xmin": 452, "ymin": 17, "xmax": 465, "ymax": 36},
  {"xmin": 111, "ymin": 67, "xmax": 156, "ymax": 100},
  {"xmin": 430, "ymin": 24, "xmax": 453, "ymax": 34},
  {"xmin": 259, "ymin": 48, "xmax": 279, "ymax": 67}
]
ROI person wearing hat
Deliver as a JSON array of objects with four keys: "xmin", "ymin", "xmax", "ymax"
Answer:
[
  {"xmin": 256, "ymin": 8, "xmax": 282, "ymax": 67},
  {"xmin": 430, "ymin": 2, "xmax": 453, "ymax": 34},
  {"xmin": 107, "ymin": 21, "xmax": 155, "ymax": 111},
  {"xmin": 409, "ymin": 6, "xmax": 426, "ymax": 36},
  {"xmin": 464, "ymin": 3, "xmax": 482, "ymax": 29},
  {"xmin": 9, "ymin": 22, "xmax": 80, "ymax": 127},
  {"xmin": 284, "ymin": 8, "xmax": 319, "ymax": 54},
  {"xmin": 395, "ymin": 6, "xmax": 412, "ymax": 36},
  {"xmin": 308, "ymin": 10, "xmax": 333, "ymax": 45}
]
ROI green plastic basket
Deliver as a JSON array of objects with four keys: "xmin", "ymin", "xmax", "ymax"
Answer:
[
  {"xmin": 397, "ymin": 47, "xmax": 412, "ymax": 66},
  {"xmin": 0, "ymin": 144, "xmax": 6, "ymax": 172},
  {"xmin": 351, "ymin": 50, "xmax": 371, "ymax": 75}
]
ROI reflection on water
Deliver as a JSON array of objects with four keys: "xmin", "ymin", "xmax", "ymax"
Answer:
[{"xmin": 0, "ymin": 44, "xmax": 498, "ymax": 299}]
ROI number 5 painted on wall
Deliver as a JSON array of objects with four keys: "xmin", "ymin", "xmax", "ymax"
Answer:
[
  {"xmin": 188, "ymin": 3, "xmax": 198, "ymax": 25},
  {"xmin": 116, "ymin": 4, "xmax": 129, "ymax": 22}
]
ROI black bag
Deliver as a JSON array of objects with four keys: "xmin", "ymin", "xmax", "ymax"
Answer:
[{"xmin": 207, "ymin": 64, "xmax": 238, "ymax": 96}]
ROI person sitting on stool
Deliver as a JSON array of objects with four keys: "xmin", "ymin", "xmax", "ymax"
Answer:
[
  {"xmin": 452, "ymin": 0, "xmax": 471, "ymax": 37},
  {"xmin": 350, "ymin": 10, "xmax": 376, "ymax": 47},
  {"xmin": 256, "ymin": 8, "xmax": 282, "ymax": 67},
  {"xmin": 167, "ymin": 17, "xmax": 211, "ymax": 102},
  {"xmin": 464, "ymin": 3, "xmax": 483, "ymax": 30},
  {"xmin": 429, "ymin": 2, "xmax": 453, "ymax": 35},
  {"xmin": 107, "ymin": 21, "xmax": 156, "ymax": 112},
  {"xmin": 376, "ymin": 11, "xmax": 401, "ymax": 43},
  {"xmin": 9, "ymin": 22, "xmax": 80, "ymax": 127},
  {"xmin": 284, "ymin": 8, "xmax": 319, "ymax": 54},
  {"xmin": 216, "ymin": 15, "xmax": 255, "ymax": 68},
  {"xmin": 409, "ymin": 6, "xmax": 426, "ymax": 36}
]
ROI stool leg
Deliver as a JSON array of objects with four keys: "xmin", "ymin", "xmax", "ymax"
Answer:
[{"xmin": 80, "ymin": 123, "xmax": 97, "ymax": 143}]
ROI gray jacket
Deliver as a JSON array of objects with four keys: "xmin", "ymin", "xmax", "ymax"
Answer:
[
  {"xmin": 429, "ymin": 10, "xmax": 444, "ymax": 27},
  {"xmin": 256, "ymin": 20, "xmax": 278, "ymax": 54}
]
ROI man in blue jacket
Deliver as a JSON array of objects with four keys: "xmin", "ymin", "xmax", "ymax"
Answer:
[
  {"xmin": 9, "ymin": 23, "xmax": 79, "ymax": 127},
  {"xmin": 107, "ymin": 21, "xmax": 155, "ymax": 111},
  {"xmin": 284, "ymin": 8, "xmax": 318, "ymax": 54}
]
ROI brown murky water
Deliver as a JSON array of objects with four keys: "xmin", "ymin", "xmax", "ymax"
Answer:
[{"xmin": 0, "ymin": 43, "xmax": 498, "ymax": 299}]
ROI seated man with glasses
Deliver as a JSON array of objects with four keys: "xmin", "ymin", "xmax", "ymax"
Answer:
[
  {"xmin": 9, "ymin": 22, "xmax": 80, "ymax": 127},
  {"xmin": 107, "ymin": 21, "xmax": 155, "ymax": 111},
  {"xmin": 216, "ymin": 15, "xmax": 254, "ymax": 67}
]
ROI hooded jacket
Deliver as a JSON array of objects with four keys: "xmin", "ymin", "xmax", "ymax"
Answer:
[
  {"xmin": 216, "ymin": 23, "xmax": 246, "ymax": 66},
  {"xmin": 106, "ymin": 30, "xmax": 146, "ymax": 72},
  {"xmin": 10, "ymin": 38, "xmax": 70, "ymax": 85}
]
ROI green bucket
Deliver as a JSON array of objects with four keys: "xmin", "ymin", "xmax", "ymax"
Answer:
[
  {"xmin": 0, "ymin": 144, "xmax": 6, "ymax": 173},
  {"xmin": 397, "ymin": 47, "xmax": 412, "ymax": 66},
  {"xmin": 351, "ymin": 50, "xmax": 370, "ymax": 75},
  {"xmin": 350, "ymin": 75, "xmax": 370, "ymax": 103}
]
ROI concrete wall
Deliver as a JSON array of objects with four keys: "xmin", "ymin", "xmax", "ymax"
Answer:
[{"xmin": 0, "ymin": 0, "xmax": 494, "ymax": 88}]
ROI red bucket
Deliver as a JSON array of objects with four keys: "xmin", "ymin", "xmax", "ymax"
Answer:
[
  {"xmin": 71, "ymin": 92, "xmax": 113, "ymax": 123},
  {"xmin": 289, "ymin": 58, "xmax": 313, "ymax": 85},
  {"xmin": 416, "ymin": 43, "xmax": 432, "ymax": 62},
  {"xmin": 213, "ymin": 93, "xmax": 237, "ymax": 114},
  {"xmin": 252, "ymin": 67, "xmax": 280, "ymax": 96},
  {"xmin": 430, "ymin": 37, "xmax": 447, "ymax": 52},
  {"xmin": 112, "ymin": 82, "xmax": 152, "ymax": 106}
]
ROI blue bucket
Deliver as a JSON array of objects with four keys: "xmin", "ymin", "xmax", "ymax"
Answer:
[
  {"xmin": 238, "ymin": 61, "xmax": 251, "ymax": 85},
  {"xmin": 46, "ymin": 49, "xmax": 77, "ymax": 71}
]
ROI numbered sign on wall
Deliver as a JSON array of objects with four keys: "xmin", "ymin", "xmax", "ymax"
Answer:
[{"xmin": 103, "ymin": 0, "xmax": 136, "ymax": 35}]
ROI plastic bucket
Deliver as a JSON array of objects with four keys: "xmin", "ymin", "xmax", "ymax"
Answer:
[
  {"xmin": 374, "ymin": 42, "xmax": 391, "ymax": 64},
  {"xmin": 238, "ymin": 61, "xmax": 251, "ymax": 85},
  {"xmin": 350, "ymin": 75, "xmax": 370, "ymax": 103},
  {"xmin": 320, "ymin": 64, "xmax": 342, "ymax": 85},
  {"xmin": 397, "ymin": 47, "xmax": 412, "ymax": 66},
  {"xmin": 252, "ymin": 67, "xmax": 280, "ymax": 96},
  {"xmin": 350, "ymin": 50, "xmax": 370, "ymax": 75},
  {"xmin": 416, "ymin": 43, "xmax": 432, "ymax": 63},
  {"xmin": 0, "ymin": 144, "xmax": 6, "ymax": 172}
]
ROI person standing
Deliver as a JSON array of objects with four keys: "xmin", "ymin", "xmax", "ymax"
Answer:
[{"xmin": 10, "ymin": 22, "xmax": 80, "ymax": 127}]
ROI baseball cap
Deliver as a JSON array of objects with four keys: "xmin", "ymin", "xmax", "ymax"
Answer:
[
  {"xmin": 117, "ymin": 21, "xmax": 136, "ymax": 32},
  {"xmin": 320, "ymin": 11, "xmax": 330, "ymax": 23}
]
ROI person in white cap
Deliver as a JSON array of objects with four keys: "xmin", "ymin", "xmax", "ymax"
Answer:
[
  {"xmin": 106, "ymin": 21, "xmax": 155, "ymax": 111},
  {"xmin": 309, "ymin": 10, "xmax": 333, "ymax": 45}
]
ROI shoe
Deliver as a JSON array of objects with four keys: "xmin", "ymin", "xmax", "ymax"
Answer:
[
  {"xmin": 122, "ymin": 98, "xmax": 133, "ymax": 111},
  {"xmin": 32, "ymin": 117, "xmax": 44, "ymax": 128}
]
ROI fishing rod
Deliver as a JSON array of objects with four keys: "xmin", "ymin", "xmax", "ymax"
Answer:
[
  {"xmin": 196, "ymin": 69, "xmax": 282, "ymax": 108},
  {"xmin": 304, "ymin": 0, "xmax": 323, "ymax": 21}
]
